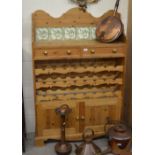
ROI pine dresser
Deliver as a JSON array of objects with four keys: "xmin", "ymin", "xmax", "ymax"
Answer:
[{"xmin": 32, "ymin": 8, "xmax": 128, "ymax": 146}]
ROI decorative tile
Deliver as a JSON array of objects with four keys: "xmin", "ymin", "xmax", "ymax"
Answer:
[
  {"xmin": 36, "ymin": 28, "xmax": 49, "ymax": 41},
  {"xmin": 89, "ymin": 27, "xmax": 96, "ymax": 39},
  {"xmin": 76, "ymin": 27, "xmax": 90, "ymax": 40},
  {"xmin": 36, "ymin": 27, "xmax": 96, "ymax": 41},
  {"xmin": 49, "ymin": 28, "xmax": 63, "ymax": 40},
  {"xmin": 64, "ymin": 27, "xmax": 76, "ymax": 40}
]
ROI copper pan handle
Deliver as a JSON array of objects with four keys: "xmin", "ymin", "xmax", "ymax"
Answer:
[{"xmin": 114, "ymin": 0, "xmax": 120, "ymax": 16}]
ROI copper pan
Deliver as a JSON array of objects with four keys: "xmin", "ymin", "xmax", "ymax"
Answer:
[{"xmin": 96, "ymin": 0, "xmax": 123, "ymax": 43}]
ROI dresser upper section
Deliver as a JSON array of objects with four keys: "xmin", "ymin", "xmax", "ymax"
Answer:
[{"xmin": 32, "ymin": 8, "xmax": 127, "ymax": 60}]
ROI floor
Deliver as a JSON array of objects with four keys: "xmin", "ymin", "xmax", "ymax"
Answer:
[{"xmin": 23, "ymin": 133, "xmax": 112, "ymax": 155}]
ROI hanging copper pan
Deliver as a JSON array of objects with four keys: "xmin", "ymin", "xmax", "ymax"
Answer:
[{"xmin": 96, "ymin": 0, "xmax": 123, "ymax": 43}]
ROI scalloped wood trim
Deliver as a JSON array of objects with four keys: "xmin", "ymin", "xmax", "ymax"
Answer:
[{"xmin": 32, "ymin": 8, "xmax": 119, "ymax": 27}]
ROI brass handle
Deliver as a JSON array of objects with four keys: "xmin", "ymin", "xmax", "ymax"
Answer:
[
  {"xmin": 43, "ymin": 50, "xmax": 48, "ymax": 55},
  {"xmin": 66, "ymin": 50, "xmax": 71, "ymax": 55},
  {"xmin": 90, "ymin": 49, "xmax": 95, "ymax": 54},
  {"xmin": 76, "ymin": 116, "xmax": 80, "ymax": 121},
  {"xmin": 81, "ymin": 116, "xmax": 85, "ymax": 120},
  {"xmin": 112, "ymin": 48, "xmax": 117, "ymax": 53}
]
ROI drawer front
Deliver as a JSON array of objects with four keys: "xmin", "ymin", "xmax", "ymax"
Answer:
[
  {"xmin": 81, "ymin": 47, "xmax": 125, "ymax": 58},
  {"xmin": 34, "ymin": 48, "xmax": 81, "ymax": 60}
]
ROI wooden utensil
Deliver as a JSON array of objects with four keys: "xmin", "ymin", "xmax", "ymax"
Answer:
[{"xmin": 96, "ymin": 0, "xmax": 123, "ymax": 43}]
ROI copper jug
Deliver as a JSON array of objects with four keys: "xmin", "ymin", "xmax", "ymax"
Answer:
[
  {"xmin": 75, "ymin": 128, "xmax": 101, "ymax": 155},
  {"xmin": 108, "ymin": 124, "xmax": 131, "ymax": 154}
]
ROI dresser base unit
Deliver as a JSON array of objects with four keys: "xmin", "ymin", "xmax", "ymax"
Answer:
[{"xmin": 32, "ymin": 8, "xmax": 127, "ymax": 146}]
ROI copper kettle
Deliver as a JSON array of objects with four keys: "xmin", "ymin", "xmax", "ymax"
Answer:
[
  {"xmin": 75, "ymin": 128, "xmax": 101, "ymax": 155},
  {"xmin": 107, "ymin": 124, "xmax": 131, "ymax": 154},
  {"xmin": 108, "ymin": 124, "xmax": 131, "ymax": 149},
  {"xmin": 98, "ymin": 123, "xmax": 131, "ymax": 155}
]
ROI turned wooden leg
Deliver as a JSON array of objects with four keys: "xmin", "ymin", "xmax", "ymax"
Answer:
[{"xmin": 35, "ymin": 139, "xmax": 44, "ymax": 147}]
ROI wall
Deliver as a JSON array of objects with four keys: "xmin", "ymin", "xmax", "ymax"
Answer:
[{"xmin": 22, "ymin": 0, "xmax": 129, "ymax": 133}]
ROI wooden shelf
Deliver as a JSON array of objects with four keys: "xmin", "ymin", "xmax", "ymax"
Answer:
[
  {"xmin": 35, "ymin": 65, "xmax": 124, "ymax": 76},
  {"xmin": 37, "ymin": 85, "xmax": 119, "ymax": 95},
  {"xmin": 34, "ymin": 39, "xmax": 127, "ymax": 49}
]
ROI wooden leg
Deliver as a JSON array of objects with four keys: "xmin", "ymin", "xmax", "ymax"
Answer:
[{"xmin": 35, "ymin": 139, "xmax": 44, "ymax": 147}]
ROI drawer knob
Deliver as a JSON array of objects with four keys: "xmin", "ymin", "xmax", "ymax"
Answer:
[
  {"xmin": 90, "ymin": 49, "xmax": 95, "ymax": 54},
  {"xmin": 66, "ymin": 50, "xmax": 71, "ymax": 55},
  {"xmin": 76, "ymin": 116, "xmax": 80, "ymax": 121},
  {"xmin": 81, "ymin": 116, "xmax": 85, "ymax": 120},
  {"xmin": 43, "ymin": 51, "xmax": 48, "ymax": 55},
  {"xmin": 112, "ymin": 49, "xmax": 117, "ymax": 53}
]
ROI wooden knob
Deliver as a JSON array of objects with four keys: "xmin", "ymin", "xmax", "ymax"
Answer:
[
  {"xmin": 112, "ymin": 48, "xmax": 117, "ymax": 53},
  {"xmin": 81, "ymin": 116, "xmax": 85, "ymax": 120},
  {"xmin": 90, "ymin": 49, "xmax": 95, "ymax": 54},
  {"xmin": 76, "ymin": 116, "xmax": 80, "ymax": 120},
  {"xmin": 66, "ymin": 50, "xmax": 71, "ymax": 55},
  {"xmin": 43, "ymin": 50, "xmax": 48, "ymax": 55}
]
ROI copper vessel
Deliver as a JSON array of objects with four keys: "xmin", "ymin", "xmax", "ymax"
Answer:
[
  {"xmin": 75, "ymin": 128, "xmax": 101, "ymax": 155},
  {"xmin": 97, "ymin": 124, "xmax": 131, "ymax": 155},
  {"xmin": 108, "ymin": 124, "xmax": 131, "ymax": 149},
  {"xmin": 108, "ymin": 124, "xmax": 131, "ymax": 155},
  {"xmin": 55, "ymin": 104, "xmax": 72, "ymax": 155},
  {"xmin": 96, "ymin": 0, "xmax": 123, "ymax": 43}
]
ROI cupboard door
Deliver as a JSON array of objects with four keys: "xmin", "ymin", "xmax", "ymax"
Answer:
[
  {"xmin": 84, "ymin": 102, "xmax": 110, "ymax": 132},
  {"xmin": 36, "ymin": 102, "xmax": 78, "ymax": 138}
]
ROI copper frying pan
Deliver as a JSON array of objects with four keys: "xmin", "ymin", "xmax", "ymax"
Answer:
[{"xmin": 96, "ymin": 0, "xmax": 123, "ymax": 43}]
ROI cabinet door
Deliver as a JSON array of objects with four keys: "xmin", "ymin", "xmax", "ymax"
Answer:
[
  {"xmin": 84, "ymin": 102, "xmax": 110, "ymax": 133},
  {"xmin": 36, "ymin": 102, "xmax": 78, "ymax": 139}
]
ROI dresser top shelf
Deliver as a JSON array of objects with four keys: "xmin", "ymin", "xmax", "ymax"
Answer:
[{"xmin": 34, "ymin": 39, "xmax": 127, "ymax": 49}]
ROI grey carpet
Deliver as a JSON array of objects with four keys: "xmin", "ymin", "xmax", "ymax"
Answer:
[{"xmin": 23, "ymin": 133, "xmax": 113, "ymax": 155}]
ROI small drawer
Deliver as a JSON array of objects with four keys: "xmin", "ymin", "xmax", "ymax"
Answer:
[
  {"xmin": 34, "ymin": 48, "xmax": 81, "ymax": 60},
  {"xmin": 81, "ymin": 47, "xmax": 125, "ymax": 58}
]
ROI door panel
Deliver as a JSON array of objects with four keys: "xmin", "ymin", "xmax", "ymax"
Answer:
[
  {"xmin": 36, "ymin": 102, "xmax": 78, "ymax": 137},
  {"xmin": 85, "ymin": 105, "xmax": 109, "ymax": 126}
]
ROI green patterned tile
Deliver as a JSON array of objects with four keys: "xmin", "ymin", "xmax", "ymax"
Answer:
[
  {"xmin": 76, "ymin": 27, "xmax": 90, "ymax": 40},
  {"xmin": 36, "ymin": 27, "xmax": 96, "ymax": 41},
  {"xmin": 64, "ymin": 27, "xmax": 76, "ymax": 40},
  {"xmin": 36, "ymin": 28, "xmax": 49, "ymax": 41},
  {"xmin": 49, "ymin": 28, "xmax": 63, "ymax": 40}
]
